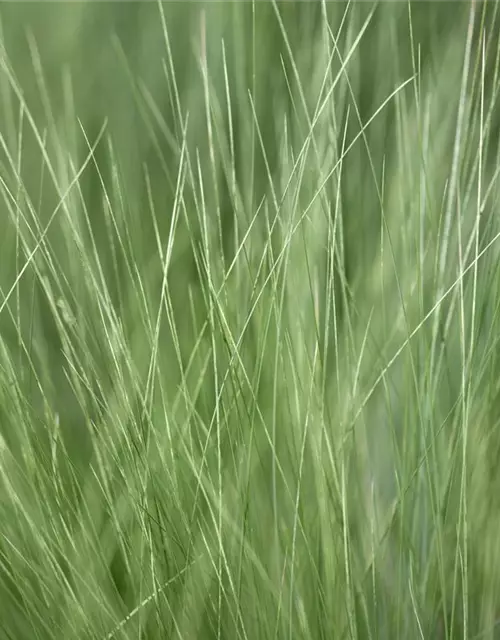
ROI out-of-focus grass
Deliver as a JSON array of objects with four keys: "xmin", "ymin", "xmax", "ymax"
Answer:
[{"xmin": 1, "ymin": 1, "xmax": 500, "ymax": 638}]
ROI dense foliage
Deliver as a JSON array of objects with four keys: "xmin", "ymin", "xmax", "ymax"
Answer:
[{"xmin": 0, "ymin": 2, "xmax": 500, "ymax": 638}]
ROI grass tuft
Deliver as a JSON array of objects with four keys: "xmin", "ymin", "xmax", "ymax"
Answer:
[{"xmin": 1, "ymin": 2, "xmax": 500, "ymax": 639}]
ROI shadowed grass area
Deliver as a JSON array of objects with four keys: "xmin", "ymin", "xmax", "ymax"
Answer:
[{"xmin": 1, "ymin": 1, "xmax": 500, "ymax": 638}]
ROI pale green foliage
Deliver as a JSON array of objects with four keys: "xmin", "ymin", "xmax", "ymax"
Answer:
[{"xmin": 0, "ymin": 2, "xmax": 500, "ymax": 639}]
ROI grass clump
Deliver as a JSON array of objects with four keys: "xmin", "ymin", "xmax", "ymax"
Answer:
[{"xmin": 1, "ymin": 1, "xmax": 500, "ymax": 638}]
